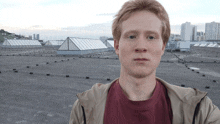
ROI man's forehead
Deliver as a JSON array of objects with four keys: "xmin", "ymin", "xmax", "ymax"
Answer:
[{"xmin": 120, "ymin": 11, "xmax": 162, "ymax": 34}]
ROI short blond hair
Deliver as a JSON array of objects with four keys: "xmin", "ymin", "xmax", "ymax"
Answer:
[{"xmin": 112, "ymin": 0, "xmax": 170, "ymax": 45}]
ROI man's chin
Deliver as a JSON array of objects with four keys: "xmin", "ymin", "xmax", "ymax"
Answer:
[
  {"xmin": 129, "ymin": 72, "xmax": 150, "ymax": 79},
  {"xmin": 127, "ymin": 69, "xmax": 156, "ymax": 79},
  {"xmin": 133, "ymin": 74, "xmax": 147, "ymax": 78}
]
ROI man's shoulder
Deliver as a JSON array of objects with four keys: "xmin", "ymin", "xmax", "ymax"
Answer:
[
  {"xmin": 76, "ymin": 79, "xmax": 118, "ymax": 103},
  {"xmin": 156, "ymin": 77, "xmax": 207, "ymax": 104}
]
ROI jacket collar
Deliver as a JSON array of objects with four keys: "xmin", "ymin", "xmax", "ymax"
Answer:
[
  {"xmin": 76, "ymin": 79, "xmax": 115, "ymax": 123},
  {"xmin": 156, "ymin": 77, "xmax": 207, "ymax": 104},
  {"xmin": 76, "ymin": 77, "xmax": 207, "ymax": 123},
  {"xmin": 156, "ymin": 77, "xmax": 207, "ymax": 123}
]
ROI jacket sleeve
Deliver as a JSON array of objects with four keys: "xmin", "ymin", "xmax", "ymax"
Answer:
[
  {"xmin": 69, "ymin": 99, "xmax": 83, "ymax": 124},
  {"xmin": 196, "ymin": 96, "xmax": 220, "ymax": 124}
]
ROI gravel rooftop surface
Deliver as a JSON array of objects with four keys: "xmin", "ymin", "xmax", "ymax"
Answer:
[{"xmin": 0, "ymin": 46, "xmax": 220, "ymax": 124}]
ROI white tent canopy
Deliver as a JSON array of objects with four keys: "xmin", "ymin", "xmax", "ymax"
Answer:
[
  {"xmin": 106, "ymin": 40, "xmax": 115, "ymax": 51},
  {"xmin": 194, "ymin": 44, "xmax": 200, "ymax": 46},
  {"xmin": 107, "ymin": 40, "xmax": 114, "ymax": 47},
  {"xmin": 199, "ymin": 44, "xmax": 207, "ymax": 47},
  {"xmin": 207, "ymin": 43, "xmax": 214, "ymax": 47},
  {"xmin": 3, "ymin": 39, "xmax": 41, "ymax": 47},
  {"xmin": 58, "ymin": 37, "xmax": 107, "ymax": 50},
  {"xmin": 57, "ymin": 37, "xmax": 108, "ymax": 55},
  {"xmin": 210, "ymin": 44, "xmax": 218, "ymax": 47}
]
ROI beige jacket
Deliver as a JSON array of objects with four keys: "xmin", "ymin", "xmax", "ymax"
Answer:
[{"xmin": 69, "ymin": 78, "xmax": 220, "ymax": 124}]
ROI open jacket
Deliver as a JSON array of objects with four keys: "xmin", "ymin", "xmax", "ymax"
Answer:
[{"xmin": 69, "ymin": 77, "xmax": 220, "ymax": 124}]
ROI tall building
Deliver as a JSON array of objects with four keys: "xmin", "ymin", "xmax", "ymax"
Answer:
[
  {"xmin": 36, "ymin": 34, "xmax": 40, "ymax": 40},
  {"xmin": 218, "ymin": 24, "xmax": 220, "ymax": 40},
  {"xmin": 205, "ymin": 21, "xmax": 220, "ymax": 41},
  {"xmin": 181, "ymin": 22, "xmax": 197, "ymax": 41},
  {"xmin": 33, "ymin": 34, "xmax": 40, "ymax": 40},
  {"xmin": 192, "ymin": 26, "xmax": 197, "ymax": 41}
]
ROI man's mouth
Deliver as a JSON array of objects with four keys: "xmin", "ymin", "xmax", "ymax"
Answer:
[{"xmin": 134, "ymin": 58, "xmax": 149, "ymax": 61}]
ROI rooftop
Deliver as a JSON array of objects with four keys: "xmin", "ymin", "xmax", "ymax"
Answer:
[{"xmin": 0, "ymin": 45, "xmax": 220, "ymax": 124}]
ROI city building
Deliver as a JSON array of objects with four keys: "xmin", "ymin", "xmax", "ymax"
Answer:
[
  {"xmin": 33, "ymin": 34, "xmax": 40, "ymax": 40},
  {"xmin": 192, "ymin": 26, "xmax": 197, "ymax": 41},
  {"xmin": 36, "ymin": 34, "xmax": 40, "ymax": 40},
  {"xmin": 169, "ymin": 34, "xmax": 181, "ymax": 41},
  {"xmin": 197, "ymin": 31, "xmax": 204, "ymax": 36},
  {"xmin": 180, "ymin": 22, "xmax": 197, "ymax": 41},
  {"xmin": 196, "ymin": 31, "xmax": 205, "ymax": 41},
  {"xmin": 29, "ymin": 35, "xmax": 32, "ymax": 40},
  {"xmin": 197, "ymin": 35, "xmax": 206, "ymax": 41},
  {"xmin": 205, "ymin": 21, "xmax": 220, "ymax": 41}
]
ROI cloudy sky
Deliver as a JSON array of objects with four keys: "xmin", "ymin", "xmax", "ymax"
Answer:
[{"xmin": 0, "ymin": 0, "xmax": 220, "ymax": 40}]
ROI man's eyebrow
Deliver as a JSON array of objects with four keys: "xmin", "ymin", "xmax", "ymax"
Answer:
[
  {"xmin": 123, "ymin": 30, "xmax": 160, "ymax": 35},
  {"xmin": 123, "ymin": 30, "xmax": 139, "ymax": 35},
  {"xmin": 145, "ymin": 31, "xmax": 160, "ymax": 35}
]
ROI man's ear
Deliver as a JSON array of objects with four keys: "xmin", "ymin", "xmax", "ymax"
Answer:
[
  {"xmin": 114, "ymin": 39, "xmax": 119, "ymax": 56},
  {"xmin": 161, "ymin": 42, "xmax": 166, "ymax": 56}
]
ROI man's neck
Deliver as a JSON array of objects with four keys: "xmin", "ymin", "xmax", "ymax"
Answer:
[{"xmin": 118, "ymin": 70, "xmax": 157, "ymax": 101}]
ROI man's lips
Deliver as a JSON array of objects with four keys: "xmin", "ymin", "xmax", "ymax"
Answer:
[{"xmin": 134, "ymin": 58, "xmax": 149, "ymax": 61}]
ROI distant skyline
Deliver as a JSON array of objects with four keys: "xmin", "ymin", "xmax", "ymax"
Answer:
[{"xmin": 0, "ymin": 0, "xmax": 220, "ymax": 40}]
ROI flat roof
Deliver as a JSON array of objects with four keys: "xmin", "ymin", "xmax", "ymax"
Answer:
[{"xmin": 0, "ymin": 46, "xmax": 220, "ymax": 123}]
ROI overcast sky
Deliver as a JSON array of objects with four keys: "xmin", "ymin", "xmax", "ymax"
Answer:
[{"xmin": 0, "ymin": 0, "xmax": 220, "ymax": 40}]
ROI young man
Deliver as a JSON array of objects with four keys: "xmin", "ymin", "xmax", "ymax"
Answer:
[{"xmin": 69, "ymin": 0, "xmax": 220, "ymax": 123}]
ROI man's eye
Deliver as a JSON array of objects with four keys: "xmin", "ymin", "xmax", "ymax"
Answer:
[
  {"xmin": 129, "ymin": 35, "xmax": 136, "ymax": 39},
  {"xmin": 148, "ymin": 36, "xmax": 155, "ymax": 40}
]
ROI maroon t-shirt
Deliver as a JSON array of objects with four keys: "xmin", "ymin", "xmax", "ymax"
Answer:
[{"xmin": 104, "ymin": 79, "xmax": 173, "ymax": 124}]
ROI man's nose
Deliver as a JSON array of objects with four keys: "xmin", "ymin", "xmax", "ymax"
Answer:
[{"xmin": 135, "ymin": 37, "xmax": 147, "ymax": 53}]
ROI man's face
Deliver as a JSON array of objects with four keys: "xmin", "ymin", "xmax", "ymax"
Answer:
[{"xmin": 114, "ymin": 11, "xmax": 165, "ymax": 78}]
